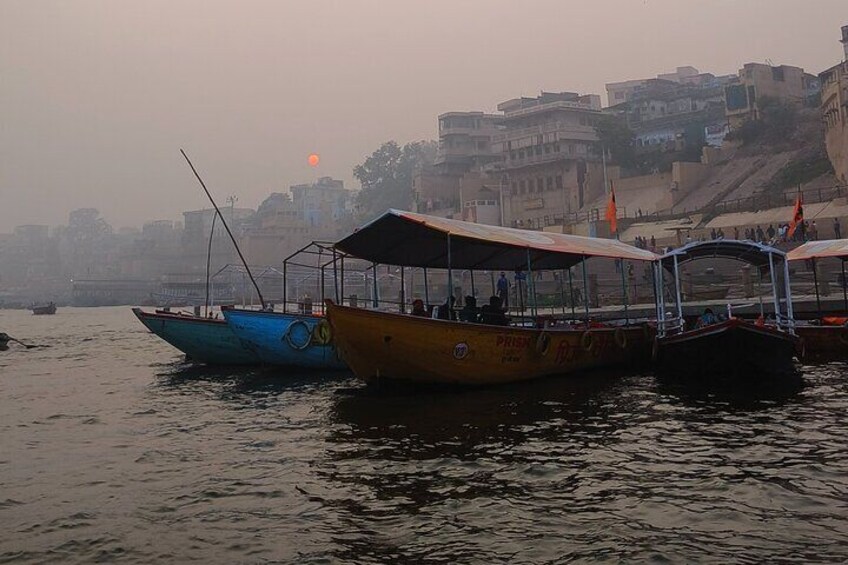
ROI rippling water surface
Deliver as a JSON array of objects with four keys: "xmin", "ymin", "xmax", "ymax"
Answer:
[{"xmin": 1, "ymin": 307, "xmax": 847, "ymax": 563}]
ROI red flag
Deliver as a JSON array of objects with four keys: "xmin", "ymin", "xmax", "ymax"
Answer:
[
  {"xmin": 787, "ymin": 189, "xmax": 803, "ymax": 239},
  {"xmin": 605, "ymin": 181, "xmax": 618, "ymax": 234}
]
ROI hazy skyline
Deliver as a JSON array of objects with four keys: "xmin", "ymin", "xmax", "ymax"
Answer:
[{"xmin": 2, "ymin": 0, "xmax": 845, "ymax": 232}]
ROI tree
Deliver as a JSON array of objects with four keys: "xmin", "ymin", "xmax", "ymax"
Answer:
[
  {"xmin": 353, "ymin": 140, "xmax": 437, "ymax": 220},
  {"xmin": 594, "ymin": 114, "xmax": 636, "ymax": 170}
]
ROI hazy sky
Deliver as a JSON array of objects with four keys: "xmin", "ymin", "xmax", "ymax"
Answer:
[{"xmin": 1, "ymin": 0, "xmax": 845, "ymax": 232}]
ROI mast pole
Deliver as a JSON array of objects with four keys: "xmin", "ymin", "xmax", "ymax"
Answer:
[{"xmin": 180, "ymin": 149, "xmax": 265, "ymax": 309}]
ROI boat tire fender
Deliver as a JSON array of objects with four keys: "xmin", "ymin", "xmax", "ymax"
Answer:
[
  {"xmin": 614, "ymin": 327, "xmax": 627, "ymax": 349},
  {"xmin": 580, "ymin": 331, "xmax": 594, "ymax": 352},
  {"xmin": 285, "ymin": 319, "xmax": 311, "ymax": 350},
  {"xmin": 312, "ymin": 320, "xmax": 332, "ymax": 345}
]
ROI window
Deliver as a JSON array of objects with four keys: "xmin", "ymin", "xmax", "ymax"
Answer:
[
  {"xmin": 544, "ymin": 144, "xmax": 551, "ymax": 154},
  {"xmin": 518, "ymin": 150, "xmax": 525, "ymax": 159},
  {"xmin": 510, "ymin": 151, "xmax": 516, "ymax": 161},
  {"xmin": 772, "ymin": 66, "xmax": 785, "ymax": 82},
  {"xmin": 546, "ymin": 177, "xmax": 553, "ymax": 191},
  {"xmin": 536, "ymin": 178, "xmax": 544, "ymax": 192},
  {"xmin": 556, "ymin": 175, "xmax": 563, "ymax": 189}
]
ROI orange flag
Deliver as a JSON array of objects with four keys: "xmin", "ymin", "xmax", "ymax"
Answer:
[
  {"xmin": 787, "ymin": 189, "xmax": 803, "ymax": 239},
  {"xmin": 605, "ymin": 181, "xmax": 618, "ymax": 234}
]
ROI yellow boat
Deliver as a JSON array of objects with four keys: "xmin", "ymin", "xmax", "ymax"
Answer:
[
  {"xmin": 326, "ymin": 300, "xmax": 652, "ymax": 385},
  {"xmin": 327, "ymin": 209, "xmax": 659, "ymax": 386}
]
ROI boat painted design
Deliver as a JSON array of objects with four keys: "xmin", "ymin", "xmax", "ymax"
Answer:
[
  {"xmin": 132, "ymin": 307, "xmax": 258, "ymax": 365},
  {"xmin": 326, "ymin": 301, "xmax": 651, "ymax": 386},
  {"xmin": 222, "ymin": 308, "xmax": 347, "ymax": 370},
  {"xmin": 655, "ymin": 318, "xmax": 799, "ymax": 378}
]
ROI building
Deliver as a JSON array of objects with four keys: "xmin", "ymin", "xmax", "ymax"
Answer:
[
  {"xmin": 491, "ymin": 91, "xmax": 605, "ymax": 229},
  {"xmin": 819, "ymin": 26, "xmax": 848, "ymax": 185},
  {"xmin": 434, "ymin": 111, "xmax": 504, "ymax": 175},
  {"xmin": 605, "ymin": 66, "xmax": 728, "ymax": 107},
  {"xmin": 608, "ymin": 78, "xmax": 730, "ymax": 151},
  {"xmin": 725, "ymin": 63, "xmax": 807, "ymax": 128},
  {"xmin": 289, "ymin": 177, "xmax": 352, "ymax": 234},
  {"xmin": 240, "ymin": 192, "xmax": 313, "ymax": 266}
]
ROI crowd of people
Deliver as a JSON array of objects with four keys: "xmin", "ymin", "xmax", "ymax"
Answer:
[{"xmin": 409, "ymin": 294, "xmax": 510, "ymax": 326}]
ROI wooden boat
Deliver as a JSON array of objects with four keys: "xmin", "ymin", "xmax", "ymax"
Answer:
[
  {"xmin": 222, "ymin": 308, "xmax": 346, "ymax": 370},
  {"xmin": 132, "ymin": 307, "xmax": 259, "ymax": 365},
  {"xmin": 655, "ymin": 240, "xmax": 799, "ymax": 378},
  {"xmin": 654, "ymin": 318, "xmax": 798, "ymax": 378},
  {"xmin": 31, "ymin": 302, "xmax": 57, "ymax": 315},
  {"xmin": 326, "ymin": 301, "xmax": 650, "ymax": 385},
  {"xmin": 787, "ymin": 240, "xmax": 848, "ymax": 362},
  {"xmin": 0, "ymin": 332, "xmax": 10, "ymax": 351},
  {"xmin": 328, "ymin": 209, "xmax": 658, "ymax": 386}
]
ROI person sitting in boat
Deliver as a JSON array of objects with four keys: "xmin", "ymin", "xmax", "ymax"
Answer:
[
  {"xmin": 436, "ymin": 296, "xmax": 457, "ymax": 321},
  {"xmin": 698, "ymin": 307, "xmax": 718, "ymax": 327},
  {"xmin": 480, "ymin": 296, "xmax": 509, "ymax": 326},
  {"xmin": 410, "ymin": 299, "xmax": 427, "ymax": 317},
  {"xmin": 459, "ymin": 295, "xmax": 479, "ymax": 323}
]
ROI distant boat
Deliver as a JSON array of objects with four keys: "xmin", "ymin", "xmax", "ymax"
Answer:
[
  {"xmin": 31, "ymin": 302, "xmax": 57, "ymax": 315},
  {"xmin": 132, "ymin": 308, "xmax": 259, "ymax": 365}
]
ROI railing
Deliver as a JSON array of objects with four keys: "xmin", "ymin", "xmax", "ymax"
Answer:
[{"xmin": 711, "ymin": 184, "xmax": 846, "ymax": 216}]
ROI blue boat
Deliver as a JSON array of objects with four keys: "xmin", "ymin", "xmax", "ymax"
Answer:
[
  {"xmin": 132, "ymin": 308, "xmax": 259, "ymax": 365},
  {"xmin": 222, "ymin": 308, "xmax": 347, "ymax": 370}
]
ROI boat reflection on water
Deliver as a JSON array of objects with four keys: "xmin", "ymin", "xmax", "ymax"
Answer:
[{"xmin": 655, "ymin": 370, "xmax": 805, "ymax": 412}]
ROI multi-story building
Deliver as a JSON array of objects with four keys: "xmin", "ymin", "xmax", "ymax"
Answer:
[
  {"xmin": 605, "ymin": 66, "xmax": 727, "ymax": 107},
  {"xmin": 491, "ymin": 91, "xmax": 605, "ymax": 229},
  {"xmin": 819, "ymin": 26, "xmax": 848, "ymax": 185},
  {"xmin": 434, "ymin": 111, "xmax": 504, "ymax": 175},
  {"xmin": 240, "ymin": 192, "xmax": 313, "ymax": 266},
  {"xmin": 289, "ymin": 176, "xmax": 352, "ymax": 233},
  {"xmin": 724, "ymin": 62, "xmax": 807, "ymax": 128}
]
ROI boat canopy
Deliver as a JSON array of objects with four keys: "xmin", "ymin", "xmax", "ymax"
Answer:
[
  {"xmin": 334, "ymin": 210, "xmax": 658, "ymax": 270},
  {"xmin": 786, "ymin": 239, "xmax": 848, "ymax": 262},
  {"xmin": 659, "ymin": 239, "xmax": 786, "ymax": 272}
]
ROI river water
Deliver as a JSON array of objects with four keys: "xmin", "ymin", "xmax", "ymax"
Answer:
[{"xmin": 1, "ymin": 306, "xmax": 847, "ymax": 563}]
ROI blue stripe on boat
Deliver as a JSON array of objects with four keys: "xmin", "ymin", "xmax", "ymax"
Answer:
[
  {"xmin": 222, "ymin": 308, "xmax": 347, "ymax": 370},
  {"xmin": 132, "ymin": 308, "xmax": 259, "ymax": 365}
]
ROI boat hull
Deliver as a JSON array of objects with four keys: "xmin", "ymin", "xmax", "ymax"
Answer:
[
  {"xmin": 222, "ymin": 308, "xmax": 347, "ymax": 370},
  {"xmin": 796, "ymin": 324, "xmax": 848, "ymax": 362},
  {"xmin": 32, "ymin": 304, "xmax": 56, "ymax": 315},
  {"xmin": 132, "ymin": 308, "xmax": 258, "ymax": 365},
  {"xmin": 656, "ymin": 319, "xmax": 798, "ymax": 379},
  {"xmin": 326, "ymin": 301, "xmax": 651, "ymax": 386}
]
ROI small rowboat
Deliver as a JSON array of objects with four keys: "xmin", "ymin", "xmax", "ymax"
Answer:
[
  {"xmin": 132, "ymin": 308, "xmax": 259, "ymax": 365},
  {"xmin": 31, "ymin": 303, "xmax": 57, "ymax": 315}
]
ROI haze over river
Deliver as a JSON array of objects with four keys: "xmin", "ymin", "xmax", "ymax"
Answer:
[{"xmin": 1, "ymin": 307, "xmax": 847, "ymax": 563}]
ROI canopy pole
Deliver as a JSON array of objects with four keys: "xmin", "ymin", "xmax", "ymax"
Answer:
[
  {"xmin": 320, "ymin": 262, "xmax": 326, "ymax": 315},
  {"xmin": 332, "ymin": 250, "xmax": 340, "ymax": 304},
  {"xmin": 568, "ymin": 267, "xmax": 576, "ymax": 321},
  {"xmin": 340, "ymin": 256, "xmax": 345, "ymax": 306},
  {"xmin": 620, "ymin": 261, "xmax": 629, "ymax": 325},
  {"xmin": 559, "ymin": 269, "xmax": 567, "ymax": 317},
  {"xmin": 673, "ymin": 255, "xmax": 683, "ymax": 329},
  {"xmin": 527, "ymin": 248, "xmax": 538, "ymax": 319},
  {"xmin": 782, "ymin": 257, "xmax": 795, "ymax": 332},
  {"xmin": 812, "ymin": 257, "xmax": 822, "ymax": 318},
  {"xmin": 447, "ymin": 233, "xmax": 453, "ymax": 304},
  {"xmin": 400, "ymin": 266, "xmax": 405, "ymax": 313},
  {"xmin": 658, "ymin": 261, "xmax": 666, "ymax": 336},
  {"xmin": 470, "ymin": 270, "xmax": 476, "ymax": 301},
  {"xmin": 424, "ymin": 267, "xmax": 430, "ymax": 307},
  {"xmin": 651, "ymin": 262, "xmax": 662, "ymax": 329},
  {"xmin": 489, "ymin": 271, "xmax": 495, "ymax": 296},
  {"xmin": 768, "ymin": 252, "xmax": 781, "ymax": 326},
  {"xmin": 581, "ymin": 256, "xmax": 590, "ymax": 328},
  {"xmin": 282, "ymin": 260, "xmax": 288, "ymax": 313},
  {"xmin": 372, "ymin": 262, "xmax": 379, "ymax": 308}
]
